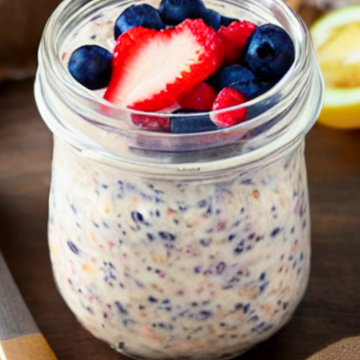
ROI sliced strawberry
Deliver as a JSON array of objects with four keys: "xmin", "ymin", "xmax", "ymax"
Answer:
[
  {"xmin": 132, "ymin": 114, "xmax": 170, "ymax": 132},
  {"xmin": 211, "ymin": 87, "xmax": 246, "ymax": 127},
  {"xmin": 104, "ymin": 19, "xmax": 224, "ymax": 112},
  {"xmin": 176, "ymin": 82, "xmax": 217, "ymax": 111},
  {"xmin": 217, "ymin": 21, "xmax": 256, "ymax": 65}
]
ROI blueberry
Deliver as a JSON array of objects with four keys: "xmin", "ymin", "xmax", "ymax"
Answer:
[
  {"xmin": 170, "ymin": 109, "xmax": 219, "ymax": 133},
  {"xmin": 230, "ymin": 78, "xmax": 272, "ymax": 101},
  {"xmin": 67, "ymin": 240, "xmax": 79, "ymax": 254},
  {"xmin": 68, "ymin": 45, "xmax": 113, "ymax": 90},
  {"xmin": 114, "ymin": 4, "xmax": 165, "ymax": 39},
  {"xmin": 207, "ymin": 64, "xmax": 255, "ymax": 92},
  {"xmin": 220, "ymin": 15, "xmax": 237, "ymax": 26},
  {"xmin": 159, "ymin": 0, "xmax": 207, "ymax": 25},
  {"xmin": 243, "ymin": 24, "xmax": 295, "ymax": 82},
  {"xmin": 201, "ymin": 9, "xmax": 222, "ymax": 30}
]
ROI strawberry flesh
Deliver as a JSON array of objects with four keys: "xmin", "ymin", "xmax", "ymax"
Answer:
[
  {"xmin": 217, "ymin": 21, "xmax": 256, "ymax": 65},
  {"xmin": 211, "ymin": 87, "xmax": 246, "ymax": 127},
  {"xmin": 176, "ymin": 82, "xmax": 217, "ymax": 111},
  {"xmin": 104, "ymin": 19, "xmax": 224, "ymax": 111}
]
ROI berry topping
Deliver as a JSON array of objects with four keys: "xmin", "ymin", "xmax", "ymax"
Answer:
[
  {"xmin": 68, "ymin": 45, "xmax": 113, "ymax": 90},
  {"xmin": 114, "ymin": 4, "xmax": 165, "ymax": 39},
  {"xmin": 201, "ymin": 9, "xmax": 222, "ymax": 30},
  {"xmin": 220, "ymin": 16, "xmax": 237, "ymax": 27},
  {"xmin": 211, "ymin": 87, "xmax": 246, "ymax": 127},
  {"xmin": 177, "ymin": 82, "xmax": 217, "ymax": 111},
  {"xmin": 170, "ymin": 109, "xmax": 219, "ymax": 133},
  {"xmin": 207, "ymin": 64, "xmax": 269, "ymax": 100},
  {"xmin": 132, "ymin": 114, "xmax": 170, "ymax": 132},
  {"xmin": 217, "ymin": 20, "xmax": 257, "ymax": 64},
  {"xmin": 65, "ymin": 1, "xmax": 298, "ymax": 133},
  {"xmin": 243, "ymin": 24, "xmax": 295, "ymax": 82},
  {"xmin": 159, "ymin": 0, "xmax": 207, "ymax": 25},
  {"xmin": 104, "ymin": 19, "xmax": 224, "ymax": 112},
  {"xmin": 208, "ymin": 64, "xmax": 255, "ymax": 91},
  {"xmin": 229, "ymin": 78, "xmax": 270, "ymax": 101}
]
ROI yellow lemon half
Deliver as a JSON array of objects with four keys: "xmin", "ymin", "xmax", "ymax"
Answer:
[{"xmin": 310, "ymin": 5, "xmax": 360, "ymax": 129}]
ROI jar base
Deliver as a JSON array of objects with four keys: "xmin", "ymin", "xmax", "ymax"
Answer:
[{"xmin": 110, "ymin": 345, "xmax": 252, "ymax": 360}]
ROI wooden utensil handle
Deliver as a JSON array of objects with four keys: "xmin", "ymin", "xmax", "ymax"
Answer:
[{"xmin": 0, "ymin": 333, "xmax": 57, "ymax": 360}]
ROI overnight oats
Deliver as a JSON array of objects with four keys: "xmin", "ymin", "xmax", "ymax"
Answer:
[{"xmin": 34, "ymin": 0, "xmax": 324, "ymax": 359}]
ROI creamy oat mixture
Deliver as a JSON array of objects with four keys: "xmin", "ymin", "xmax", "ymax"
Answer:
[{"xmin": 49, "ymin": 137, "xmax": 310, "ymax": 359}]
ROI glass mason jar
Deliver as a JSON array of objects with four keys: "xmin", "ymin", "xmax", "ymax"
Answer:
[{"xmin": 34, "ymin": 0, "xmax": 324, "ymax": 359}]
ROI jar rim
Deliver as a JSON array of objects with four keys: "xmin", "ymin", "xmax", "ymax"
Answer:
[
  {"xmin": 35, "ymin": 0, "xmax": 324, "ymax": 173},
  {"xmin": 41, "ymin": 0, "xmax": 305, "ymax": 119}
]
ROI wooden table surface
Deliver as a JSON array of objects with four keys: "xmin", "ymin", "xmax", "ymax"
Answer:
[{"xmin": 1, "ymin": 69, "xmax": 360, "ymax": 360}]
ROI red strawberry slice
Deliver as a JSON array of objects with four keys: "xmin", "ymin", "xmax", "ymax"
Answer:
[
  {"xmin": 211, "ymin": 87, "xmax": 246, "ymax": 127},
  {"xmin": 176, "ymin": 82, "xmax": 217, "ymax": 111},
  {"xmin": 104, "ymin": 19, "xmax": 224, "ymax": 112},
  {"xmin": 217, "ymin": 21, "xmax": 256, "ymax": 65}
]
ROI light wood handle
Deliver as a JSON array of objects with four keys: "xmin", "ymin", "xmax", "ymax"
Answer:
[{"xmin": 0, "ymin": 333, "xmax": 58, "ymax": 360}]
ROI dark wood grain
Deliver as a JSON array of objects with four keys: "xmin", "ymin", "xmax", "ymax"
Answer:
[{"xmin": 1, "ymin": 76, "xmax": 360, "ymax": 360}]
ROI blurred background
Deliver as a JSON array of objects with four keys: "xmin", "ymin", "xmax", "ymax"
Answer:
[
  {"xmin": 0, "ymin": 0, "xmax": 352, "ymax": 82},
  {"xmin": 0, "ymin": 0, "xmax": 62, "ymax": 82}
]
